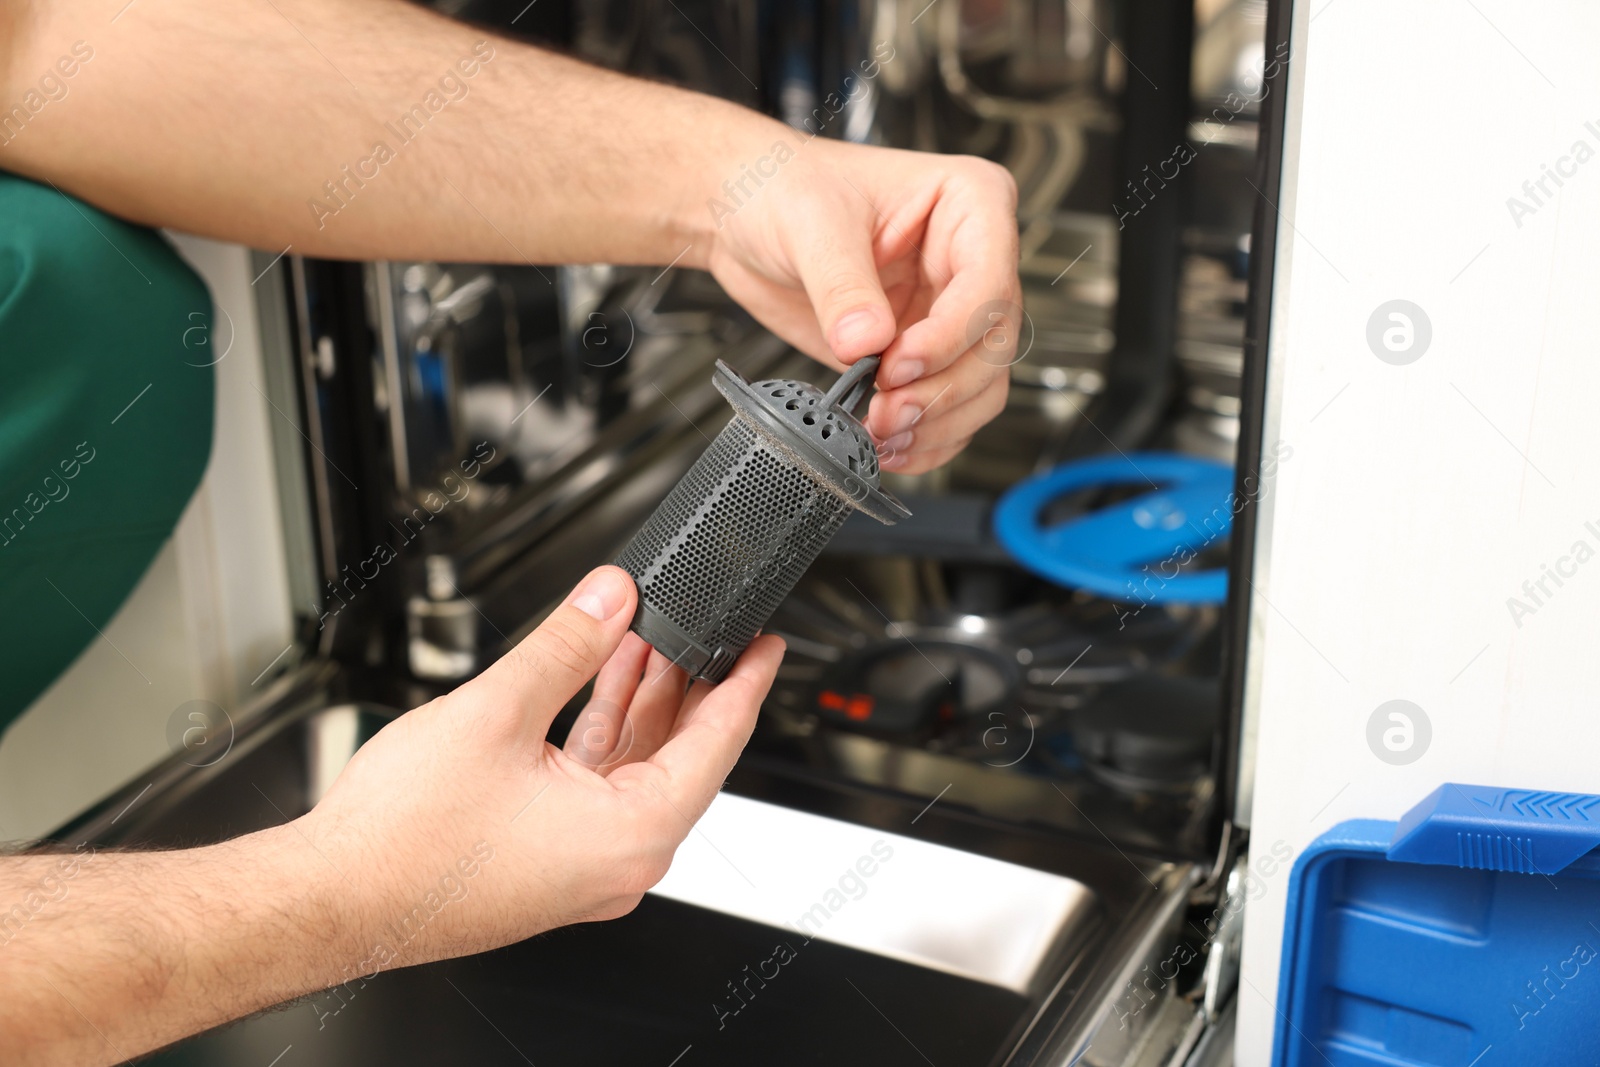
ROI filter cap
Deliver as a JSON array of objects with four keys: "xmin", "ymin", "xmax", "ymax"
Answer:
[{"xmin": 712, "ymin": 358, "xmax": 910, "ymax": 524}]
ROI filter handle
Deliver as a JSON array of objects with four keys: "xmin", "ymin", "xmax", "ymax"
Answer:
[{"xmin": 823, "ymin": 355, "xmax": 880, "ymax": 415}]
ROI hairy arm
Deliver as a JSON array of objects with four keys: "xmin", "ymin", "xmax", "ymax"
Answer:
[
  {"xmin": 0, "ymin": 567, "xmax": 784, "ymax": 1065},
  {"xmin": 1, "ymin": 0, "xmax": 1020, "ymax": 473},
  {"xmin": 0, "ymin": 831, "xmax": 352, "ymax": 1065},
  {"xmin": 1, "ymin": 0, "xmax": 734, "ymax": 264}
]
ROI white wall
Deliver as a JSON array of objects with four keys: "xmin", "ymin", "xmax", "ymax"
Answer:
[
  {"xmin": 1236, "ymin": 2, "xmax": 1600, "ymax": 1063},
  {"xmin": 0, "ymin": 237, "xmax": 297, "ymax": 842}
]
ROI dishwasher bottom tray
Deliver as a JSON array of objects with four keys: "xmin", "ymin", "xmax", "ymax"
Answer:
[{"xmin": 57, "ymin": 684, "xmax": 1198, "ymax": 1067}]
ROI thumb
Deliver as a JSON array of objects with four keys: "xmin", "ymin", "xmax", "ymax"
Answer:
[
  {"xmin": 793, "ymin": 217, "xmax": 896, "ymax": 363},
  {"xmin": 469, "ymin": 566, "xmax": 638, "ymax": 737}
]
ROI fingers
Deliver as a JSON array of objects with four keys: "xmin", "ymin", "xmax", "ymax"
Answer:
[
  {"xmin": 641, "ymin": 635, "xmax": 785, "ymax": 821},
  {"xmin": 877, "ymin": 159, "xmax": 1020, "ymax": 390},
  {"xmin": 790, "ymin": 200, "xmax": 898, "ymax": 364},
  {"xmin": 710, "ymin": 257, "xmax": 838, "ymax": 367},
  {"xmin": 885, "ymin": 259, "xmax": 1020, "ymax": 387},
  {"xmin": 564, "ymin": 632, "xmax": 651, "ymax": 768},
  {"xmin": 883, "ymin": 436, "xmax": 974, "ymax": 477},
  {"xmin": 601, "ymin": 648, "xmax": 690, "ymax": 772},
  {"xmin": 469, "ymin": 566, "xmax": 638, "ymax": 741},
  {"xmin": 863, "ymin": 341, "xmax": 1005, "ymax": 444},
  {"xmin": 875, "ymin": 370, "xmax": 1008, "ymax": 472}
]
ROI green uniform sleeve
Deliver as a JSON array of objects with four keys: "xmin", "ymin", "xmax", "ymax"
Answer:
[{"xmin": 0, "ymin": 173, "xmax": 215, "ymax": 726}]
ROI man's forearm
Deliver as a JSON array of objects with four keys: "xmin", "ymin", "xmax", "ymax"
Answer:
[
  {"xmin": 0, "ymin": 826, "xmax": 351, "ymax": 1066},
  {"xmin": 0, "ymin": 566, "xmax": 788, "ymax": 1065},
  {"xmin": 1, "ymin": 0, "xmax": 773, "ymax": 268},
  {"xmin": 3, "ymin": 0, "xmax": 1023, "ymax": 475}
]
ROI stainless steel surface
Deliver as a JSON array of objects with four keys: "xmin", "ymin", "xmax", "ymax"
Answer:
[
  {"xmin": 652, "ymin": 791, "xmax": 1097, "ymax": 992},
  {"xmin": 53, "ymin": 658, "xmax": 346, "ymax": 847},
  {"xmin": 250, "ymin": 247, "xmax": 324, "ymax": 636},
  {"xmin": 1185, "ymin": 998, "xmax": 1237, "ymax": 1067},
  {"xmin": 406, "ymin": 593, "xmax": 478, "ymax": 679},
  {"xmin": 452, "ymin": 327, "xmax": 793, "ymax": 598},
  {"xmin": 304, "ymin": 703, "xmax": 363, "ymax": 805},
  {"xmin": 1004, "ymin": 862, "xmax": 1203, "ymax": 1067},
  {"xmin": 1192, "ymin": 0, "xmax": 1270, "ymax": 112},
  {"xmin": 1200, "ymin": 857, "xmax": 1248, "ymax": 1023},
  {"xmin": 372, "ymin": 260, "xmax": 414, "ymax": 494},
  {"xmin": 287, "ymin": 254, "xmax": 342, "ymax": 631}
]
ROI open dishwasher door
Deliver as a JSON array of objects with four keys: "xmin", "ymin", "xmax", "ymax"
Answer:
[{"xmin": 62, "ymin": 681, "xmax": 1208, "ymax": 1067}]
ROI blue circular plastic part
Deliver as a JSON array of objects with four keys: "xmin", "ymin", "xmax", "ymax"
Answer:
[{"xmin": 993, "ymin": 452, "xmax": 1235, "ymax": 605}]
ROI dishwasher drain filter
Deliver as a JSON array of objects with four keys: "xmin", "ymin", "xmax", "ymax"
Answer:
[{"xmin": 617, "ymin": 357, "xmax": 909, "ymax": 682}]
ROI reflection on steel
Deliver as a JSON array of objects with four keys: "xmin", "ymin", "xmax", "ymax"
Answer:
[{"xmin": 651, "ymin": 792, "xmax": 1096, "ymax": 992}]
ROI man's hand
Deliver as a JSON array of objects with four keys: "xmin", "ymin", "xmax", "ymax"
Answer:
[
  {"xmin": 705, "ymin": 140, "xmax": 1020, "ymax": 474},
  {"xmin": 0, "ymin": 567, "xmax": 783, "ymax": 1065},
  {"xmin": 3, "ymin": 0, "xmax": 1019, "ymax": 476},
  {"xmin": 305, "ymin": 566, "xmax": 783, "ymax": 957}
]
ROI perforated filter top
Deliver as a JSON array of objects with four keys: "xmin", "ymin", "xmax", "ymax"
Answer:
[{"xmin": 616, "ymin": 357, "xmax": 910, "ymax": 682}]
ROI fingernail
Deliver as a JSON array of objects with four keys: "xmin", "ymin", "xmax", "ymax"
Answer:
[
  {"xmin": 882, "ymin": 430, "xmax": 913, "ymax": 453},
  {"xmin": 892, "ymin": 404, "xmax": 922, "ymax": 436},
  {"xmin": 881, "ymin": 450, "xmax": 909, "ymax": 471},
  {"xmin": 572, "ymin": 568, "xmax": 632, "ymax": 621},
  {"xmin": 834, "ymin": 310, "xmax": 878, "ymax": 349},
  {"xmin": 884, "ymin": 359, "xmax": 924, "ymax": 389}
]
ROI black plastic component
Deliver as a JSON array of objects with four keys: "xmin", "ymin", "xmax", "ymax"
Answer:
[
  {"xmin": 617, "ymin": 358, "xmax": 909, "ymax": 682},
  {"xmin": 1058, "ymin": 0, "xmax": 1195, "ymax": 458},
  {"xmin": 1071, "ymin": 675, "xmax": 1221, "ymax": 792}
]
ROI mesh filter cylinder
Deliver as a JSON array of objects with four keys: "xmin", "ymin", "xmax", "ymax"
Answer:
[{"xmin": 617, "ymin": 358, "xmax": 910, "ymax": 682}]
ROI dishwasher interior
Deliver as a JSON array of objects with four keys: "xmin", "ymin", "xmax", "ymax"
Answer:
[{"xmin": 54, "ymin": 0, "xmax": 1284, "ymax": 1064}]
